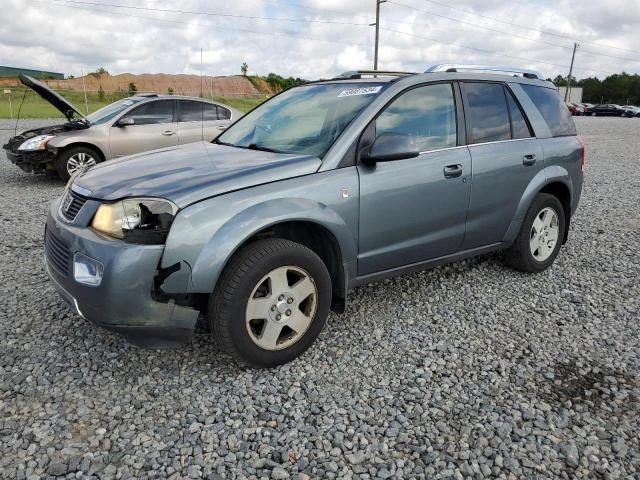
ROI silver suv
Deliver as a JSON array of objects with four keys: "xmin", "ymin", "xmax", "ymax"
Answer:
[
  {"xmin": 3, "ymin": 75, "xmax": 240, "ymax": 180},
  {"xmin": 44, "ymin": 65, "xmax": 584, "ymax": 367}
]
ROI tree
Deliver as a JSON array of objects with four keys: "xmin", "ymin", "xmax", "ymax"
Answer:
[
  {"xmin": 167, "ymin": 86, "xmax": 174, "ymax": 95},
  {"xmin": 128, "ymin": 82, "xmax": 138, "ymax": 96},
  {"xmin": 241, "ymin": 62, "xmax": 248, "ymax": 76}
]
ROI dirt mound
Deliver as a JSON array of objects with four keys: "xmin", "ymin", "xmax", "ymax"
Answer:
[{"xmin": 0, "ymin": 73, "xmax": 269, "ymax": 96}]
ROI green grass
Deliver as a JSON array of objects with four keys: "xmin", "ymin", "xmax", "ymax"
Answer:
[{"xmin": 0, "ymin": 89, "xmax": 266, "ymax": 119}]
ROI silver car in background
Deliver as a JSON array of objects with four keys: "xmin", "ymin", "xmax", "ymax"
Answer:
[{"xmin": 3, "ymin": 75, "xmax": 241, "ymax": 180}]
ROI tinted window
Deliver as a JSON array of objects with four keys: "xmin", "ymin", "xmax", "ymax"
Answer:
[
  {"xmin": 462, "ymin": 82, "xmax": 511, "ymax": 144},
  {"xmin": 376, "ymin": 83, "xmax": 457, "ymax": 152},
  {"xmin": 180, "ymin": 100, "xmax": 218, "ymax": 122},
  {"xmin": 521, "ymin": 84, "xmax": 576, "ymax": 137},
  {"xmin": 124, "ymin": 100, "xmax": 174, "ymax": 125},
  {"xmin": 505, "ymin": 88, "xmax": 532, "ymax": 139},
  {"xmin": 217, "ymin": 106, "xmax": 231, "ymax": 120}
]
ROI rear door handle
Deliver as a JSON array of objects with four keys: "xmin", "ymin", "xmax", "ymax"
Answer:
[
  {"xmin": 523, "ymin": 154, "xmax": 537, "ymax": 166},
  {"xmin": 443, "ymin": 164, "xmax": 463, "ymax": 178},
  {"xmin": 217, "ymin": 126, "xmax": 227, "ymax": 131},
  {"xmin": 162, "ymin": 130, "xmax": 176, "ymax": 136}
]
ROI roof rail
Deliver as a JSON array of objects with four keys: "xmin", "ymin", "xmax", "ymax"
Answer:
[
  {"xmin": 336, "ymin": 70, "xmax": 417, "ymax": 79},
  {"xmin": 134, "ymin": 92, "xmax": 159, "ymax": 97},
  {"xmin": 425, "ymin": 64, "xmax": 544, "ymax": 80}
]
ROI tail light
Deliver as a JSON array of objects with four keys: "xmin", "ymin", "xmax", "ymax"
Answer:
[{"xmin": 578, "ymin": 137, "xmax": 585, "ymax": 172}]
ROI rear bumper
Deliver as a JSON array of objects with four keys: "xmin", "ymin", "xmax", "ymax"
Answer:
[{"xmin": 45, "ymin": 197, "xmax": 199, "ymax": 348}]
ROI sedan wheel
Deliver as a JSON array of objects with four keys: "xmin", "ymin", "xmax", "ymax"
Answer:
[
  {"xmin": 66, "ymin": 152, "xmax": 97, "ymax": 176},
  {"xmin": 55, "ymin": 146, "xmax": 102, "ymax": 182}
]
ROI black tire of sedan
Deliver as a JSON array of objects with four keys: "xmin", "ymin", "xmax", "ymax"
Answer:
[
  {"xmin": 210, "ymin": 238, "xmax": 332, "ymax": 368},
  {"xmin": 55, "ymin": 146, "xmax": 101, "ymax": 182},
  {"xmin": 504, "ymin": 193, "xmax": 566, "ymax": 273}
]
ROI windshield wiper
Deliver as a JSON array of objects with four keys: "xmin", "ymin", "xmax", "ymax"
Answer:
[{"xmin": 247, "ymin": 143, "xmax": 280, "ymax": 153}]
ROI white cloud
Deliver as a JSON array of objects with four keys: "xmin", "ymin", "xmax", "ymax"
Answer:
[{"xmin": 0, "ymin": 0, "xmax": 638, "ymax": 80}]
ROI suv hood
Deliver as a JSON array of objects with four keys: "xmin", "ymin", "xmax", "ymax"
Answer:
[
  {"xmin": 74, "ymin": 142, "xmax": 321, "ymax": 207},
  {"xmin": 19, "ymin": 74, "xmax": 89, "ymax": 123}
]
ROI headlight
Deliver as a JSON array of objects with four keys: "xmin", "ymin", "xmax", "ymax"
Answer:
[
  {"xmin": 91, "ymin": 198, "xmax": 178, "ymax": 244},
  {"xmin": 18, "ymin": 135, "xmax": 54, "ymax": 151}
]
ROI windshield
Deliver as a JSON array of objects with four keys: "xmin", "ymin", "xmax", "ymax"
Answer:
[
  {"xmin": 217, "ymin": 82, "xmax": 387, "ymax": 157},
  {"xmin": 87, "ymin": 97, "xmax": 145, "ymax": 125}
]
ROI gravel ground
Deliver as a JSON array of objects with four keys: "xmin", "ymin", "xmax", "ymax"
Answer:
[{"xmin": 0, "ymin": 117, "xmax": 638, "ymax": 480}]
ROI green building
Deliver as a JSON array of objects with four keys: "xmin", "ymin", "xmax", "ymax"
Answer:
[{"xmin": 0, "ymin": 66, "xmax": 64, "ymax": 80}]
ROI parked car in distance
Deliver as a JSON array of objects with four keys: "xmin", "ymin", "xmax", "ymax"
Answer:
[
  {"xmin": 45, "ymin": 65, "xmax": 584, "ymax": 367},
  {"xmin": 566, "ymin": 102, "xmax": 583, "ymax": 115},
  {"xmin": 3, "ymin": 75, "xmax": 241, "ymax": 180},
  {"xmin": 621, "ymin": 105, "xmax": 640, "ymax": 117},
  {"xmin": 589, "ymin": 104, "xmax": 633, "ymax": 117}
]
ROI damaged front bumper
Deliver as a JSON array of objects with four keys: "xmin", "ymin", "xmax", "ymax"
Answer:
[
  {"xmin": 45, "ymin": 197, "xmax": 200, "ymax": 348},
  {"xmin": 3, "ymin": 144, "xmax": 57, "ymax": 173}
]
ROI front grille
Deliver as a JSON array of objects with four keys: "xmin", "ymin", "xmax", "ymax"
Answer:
[
  {"xmin": 60, "ymin": 189, "xmax": 88, "ymax": 222},
  {"xmin": 45, "ymin": 228, "xmax": 70, "ymax": 277}
]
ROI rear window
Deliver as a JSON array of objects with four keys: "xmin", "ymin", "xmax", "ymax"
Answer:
[
  {"xmin": 505, "ymin": 88, "xmax": 532, "ymax": 139},
  {"xmin": 521, "ymin": 85, "xmax": 576, "ymax": 137},
  {"xmin": 179, "ymin": 100, "xmax": 218, "ymax": 122}
]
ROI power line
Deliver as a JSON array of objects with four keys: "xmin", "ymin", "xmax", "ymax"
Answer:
[
  {"xmin": 379, "ymin": 27, "xmax": 619, "ymax": 76},
  {"xmin": 33, "ymin": 0, "xmax": 369, "ymax": 48},
  {"xmin": 419, "ymin": 0, "xmax": 639, "ymax": 55},
  {"xmin": 387, "ymin": 0, "xmax": 640, "ymax": 64},
  {"xmin": 50, "ymin": 0, "xmax": 370, "ymax": 26}
]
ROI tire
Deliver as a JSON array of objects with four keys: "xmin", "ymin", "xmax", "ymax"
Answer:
[
  {"xmin": 504, "ymin": 193, "xmax": 566, "ymax": 273},
  {"xmin": 210, "ymin": 238, "xmax": 332, "ymax": 368},
  {"xmin": 55, "ymin": 146, "xmax": 101, "ymax": 182}
]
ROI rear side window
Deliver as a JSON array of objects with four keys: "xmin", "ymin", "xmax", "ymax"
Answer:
[
  {"xmin": 521, "ymin": 84, "xmax": 576, "ymax": 137},
  {"xmin": 217, "ymin": 106, "xmax": 231, "ymax": 120},
  {"xmin": 505, "ymin": 88, "xmax": 532, "ymax": 139},
  {"xmin": 179, "ymin": 100, "xmax": 218, "ymax": 122},
  {"xmin": 462, "ymin": 82, "xmax": 511, "ymax": 144},
  {"xmin": 376, "ymin": 83, "xmax": 457, "ymax": 152}
]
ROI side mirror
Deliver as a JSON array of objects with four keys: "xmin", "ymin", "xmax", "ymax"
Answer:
[
  {"xmin": 117, "ymin": 117, "xmax": 135, "ymax": 127},
  {"xmin": 361, "ymin": 132, "xmax": 419, "ymax": 163}
]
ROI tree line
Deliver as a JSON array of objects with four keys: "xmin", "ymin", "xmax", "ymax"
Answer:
[{"xmin": 551, "ymin": 73, "xmax": 640, "ymax": 105}]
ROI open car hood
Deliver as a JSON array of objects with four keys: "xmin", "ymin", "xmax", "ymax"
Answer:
[{"xmin": 19, "ymin": 74, "xmax": 88, "ymax": 123}]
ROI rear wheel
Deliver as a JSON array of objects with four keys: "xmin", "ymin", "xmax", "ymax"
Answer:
[
  {"xmin": 210, "ymin": 238, "xmax": 331, "ymax": 367},
  {"xmin": 55, "ymin": 146, "xmax": 101, "ymax": 182},
  {"xmin": 504, "ymin": 193, "xmax": 566, "ymax": 273}
]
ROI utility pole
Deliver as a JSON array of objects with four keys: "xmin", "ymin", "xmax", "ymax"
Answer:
[
  {"xmin": 371, "ymin": 0, "xmax": 387, "ymax": 70},
  {"xmin": 564, "ymin": 42, "xmax": 578, "ymax": 102}
]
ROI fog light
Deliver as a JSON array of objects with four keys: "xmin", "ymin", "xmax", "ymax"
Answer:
[{"xmin": 73, "ymin": 253, "xmax": 104, "ymax": 287}]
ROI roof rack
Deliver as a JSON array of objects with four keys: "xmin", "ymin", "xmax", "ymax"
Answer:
[
  {"xmin": 425, "ymin": 64, "xmax": 544, "ymax": 80},
  {"xmin": 336, "ymin": 70, "xmax": 417, "ymax": 79},
  {"xmin": 134, "ymin": 92, "xmax": 159, "ymax": 97}
]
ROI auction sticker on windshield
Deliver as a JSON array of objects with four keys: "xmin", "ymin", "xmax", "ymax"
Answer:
[{"xmin": 337, "ymin": 86, "xmax": 383, "ymax": 97}]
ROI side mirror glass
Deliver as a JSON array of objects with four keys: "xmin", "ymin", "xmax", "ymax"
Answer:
[
  {"xmin": 117, "ymin": 117, "xmax": 135, "ymax": 127},
  {"xmin": 362, "ymin": 132, "xmax": 419, "ymax": 163}
]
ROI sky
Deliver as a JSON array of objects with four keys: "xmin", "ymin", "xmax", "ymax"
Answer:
[{"xmin": 2, "ymin": 0, "xmax": 640, "ymax": 81}]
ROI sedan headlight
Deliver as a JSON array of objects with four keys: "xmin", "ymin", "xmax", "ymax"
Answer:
[
  {"xmin": 18, "ymin": 134, "xmax": 55, "ymax": 151},
  {"xmin": 91, "ymin": 198, "xmax": 178, "ymax": 244}
]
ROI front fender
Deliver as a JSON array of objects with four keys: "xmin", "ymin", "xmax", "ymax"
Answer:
[
  {"xmin": 49, "ymin": 130, "xmax": 109, "ymax": 160},
  {"xmin": 162, "ymin": 168, "xmax": 360, "ymax": 294},
  {"xmin": 502, "ymin": 166, "xmax": 573, "ymax": 243}
]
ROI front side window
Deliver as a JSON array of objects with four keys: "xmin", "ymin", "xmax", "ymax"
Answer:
[
  {"xmin": 217, "ymin": 82, "xmax": 387, "ymax": 157},
  {"xmin": 88, "ymin": 97, "xmax": 144, "ymax": 125},
  {"xmin": 122, "ymin": 100, "xmax": 174, "ymax": 125},
  {"xmin": 179, "ymin": 100, "xmax": 218, "ymax": 122},
  {"xmin": 375, "ymin": 83, "xmax": 457, "ymax": 152},
  {"xmin": 462, "ymin": 82, "xmax": 511, "ymax": 144},
  {"xmin": 521, "ymin": 84, "xmax": 576, "ymax": 137}
]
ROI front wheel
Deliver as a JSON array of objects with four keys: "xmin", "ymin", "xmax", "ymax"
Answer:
[
  {"xmin": 504, "ymin": 193, "xmax": 566, "ymax": 273},
  {"xmin": 55, "ymin": 146, "xmax": 101, "ymax": 182},
  {"xmin": 210, "ymin": 238, "xmax": 332, "ymax": 367}
]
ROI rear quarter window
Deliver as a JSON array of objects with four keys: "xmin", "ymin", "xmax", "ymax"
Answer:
[{"xmin": 521, "ymin": 85, "xmax": 577, "ymax": 137}]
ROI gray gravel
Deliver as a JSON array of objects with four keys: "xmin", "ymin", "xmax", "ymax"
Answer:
[{"xmin": 1, "ymin": 117, "xmax": 639, "ymax": 479}]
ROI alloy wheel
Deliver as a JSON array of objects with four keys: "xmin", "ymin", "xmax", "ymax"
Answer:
[
  {"xmin": 529, "ymin": 207, "xmax": 560, "ymax": 261},
  {"xmin": 67, "ymin": 152, "xmax": 97, "ymax": 176},
  {"xmin": 245, "ymin": 265, "xmax": 317, "ymax": 351}
]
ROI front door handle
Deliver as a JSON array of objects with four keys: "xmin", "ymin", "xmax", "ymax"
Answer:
[
  {"xmin": 443, "ymin": 164, "xmax": 463, "ymax": 178},
  {"xmin": 523, "ymin": 154, "xmax": 537, "ymax": 166},
  {"xmin": 162, "ymin": 130, "xmax": 176, "ymax": 136}
]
